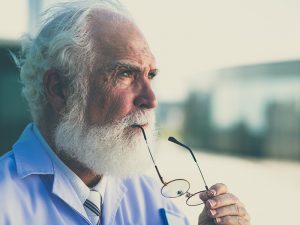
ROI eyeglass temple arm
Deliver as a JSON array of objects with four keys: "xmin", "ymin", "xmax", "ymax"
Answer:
[
  {"xmin": 132, "ymin": 124, "xmax": 166, "ymax": 185},
  {"xmin": 168, "ymin": 137, "xmax": 209, "ymax": 191}
]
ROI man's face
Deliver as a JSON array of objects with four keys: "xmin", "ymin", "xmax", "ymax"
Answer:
[
  {"xmin": 85, "ymin": 13, "xmax": 158, "ymax": 129},
  {"xmin": 54, "ymin": 13, "xmax": 158, "ymax": 177}
]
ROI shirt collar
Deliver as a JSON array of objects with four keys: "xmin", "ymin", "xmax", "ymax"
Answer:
[
  {"xmin": 92, "ymin": 175, "xmax": 107, "ymax": 202},
  {"xmin": 32, "ymin": 124, "xmax": 90, "ymax": 203},
  {"xmin": 13, "ymin": 123, "xmax": 88, "ymax": 218},
  {"xmin": 13, "ymin": 123, "xmax": 125, "ymax": 224},
  {"xmin": 13, "ymin": 123, "xmax": 54, "ymax": 177},
  {"xmin": 33, "ymin": 124, "xmax": 108, "ymax": 203}
]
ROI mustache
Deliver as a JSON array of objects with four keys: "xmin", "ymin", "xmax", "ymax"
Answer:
[
  {"xmin": 83, "ymin": 110, "xmax": 156, "ymax": 142},
  {"xmin": 113, "ymin": 111, "xmax": 155, "ymax": 127}
]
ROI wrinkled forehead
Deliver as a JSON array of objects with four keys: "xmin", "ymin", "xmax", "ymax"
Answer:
[{"xmin": 88, "ymin": 9, "xmax": 156, "ymax": 68}]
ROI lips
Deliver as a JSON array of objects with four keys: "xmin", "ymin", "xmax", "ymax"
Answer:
[
  {"xmin": 131, "ymin": 124, "xmax": 140, "ymax": 128},
  {"xmin": 130, "ymin": 124, "xmax": 148, "ymax": 140},
  {"xmin": 131, "ymin": 123, "xmax": 147, "ymax": 129}
]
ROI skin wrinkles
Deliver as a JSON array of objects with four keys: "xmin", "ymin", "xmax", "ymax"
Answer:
[
  {"xmin": 87, "ymin": 60, "xmax": 157, "ymax": 126},
  {"xmin": 96, "ymin": 62, "xmax": 158, "ymax": 88},
  {"xmin": 84, "ymin": 11, "xmax": 157, "ymax": 127},
  {"xmin": 88, "ymin": 10, "xmax": 154, "ymax": 69}
]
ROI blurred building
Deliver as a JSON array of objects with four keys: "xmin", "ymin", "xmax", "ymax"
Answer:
[
  {"xmin": 162, "ymin": 60, "xmax": 300, "ymax": 160},
  {"xmin": 182, "ymin": 92, "xmax": 212, "ymax": 148},
  {"xmin": 264, "ymin": 101, "xmax": 300, "ymax": 159},
  {"xmin": 210, "ymin": 60, "xmax": 300, "ymax": 159},
  {"xmin": 156, "ymin": 102, "xmax": 185, "ymax": 138}
]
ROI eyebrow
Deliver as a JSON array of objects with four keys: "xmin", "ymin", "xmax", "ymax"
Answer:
[
  {"xmin": 104, "ymin": 62, "xmax": 159, "ymax": 74},
  {"xmin": 112, "ymin": 62, "xmax": 142, "ymax": 73}
]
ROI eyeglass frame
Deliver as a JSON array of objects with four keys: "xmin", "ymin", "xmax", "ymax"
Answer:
[{"xmin": 133, "ymin": 124, "xmax": 209, "ymax": 206}]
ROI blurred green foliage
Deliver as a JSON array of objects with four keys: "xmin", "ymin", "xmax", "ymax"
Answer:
[{"xmin": 0, "ymin": 42, "xmax": 31, "ymax": 155}]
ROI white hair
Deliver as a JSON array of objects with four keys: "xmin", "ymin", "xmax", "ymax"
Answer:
[
  {"xmin": 55, "ymin": 110, "xmax": 157, "ymax": 177},
  {"xmin": 17, "ymin": 0, "xmax": 131, "ymax": 123}
]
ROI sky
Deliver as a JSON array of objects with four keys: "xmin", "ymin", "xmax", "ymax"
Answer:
[{"xmin": 1, "ymin": 0, "xmax": 300, "ymax": 101}]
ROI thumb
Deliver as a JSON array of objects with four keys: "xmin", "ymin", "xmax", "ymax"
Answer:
[{"xmin": 198, "ymin": 207, "xmax": 213, "ymax": 225}]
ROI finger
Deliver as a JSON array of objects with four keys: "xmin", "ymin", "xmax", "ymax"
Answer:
[
  {"xmin": 210, "ymin": 183, "xmax": 228, "ymax": 195},
  {"xmin": 207, "ymin": 203, "xmax": 246, "ymax": 218},
  {"xmin": 199, "ymin": 183, "xmax": 229, "ymax": 201},
  {"xmin": 199, "ymin": 190, "xmax": 216, "ymax": 202},
  {"xmin": 206, "ymin": 193, "xmax": 239, "ymax": 209},
  {"xmin": 214, "ymin": 215, "xmax": 250, "ymax": 225}
]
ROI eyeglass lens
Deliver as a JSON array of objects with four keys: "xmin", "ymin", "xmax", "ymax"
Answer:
[{"xmin": 161, "ymin": 179, "xmax": 190, "ymax": 198}]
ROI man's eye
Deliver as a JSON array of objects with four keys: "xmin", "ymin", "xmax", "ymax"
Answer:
[
  {"xmin": 148, "ymin": 72, "xmax": 157, "ymax": 79},
  {"xmin": 119, "ymin": 70, "xmax": 134, "ymax": 78}
]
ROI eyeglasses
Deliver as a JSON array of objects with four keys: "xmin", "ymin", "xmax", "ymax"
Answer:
[{"xmin": 133, "ymin": 125, "xmax": 209, "ymax": 206}]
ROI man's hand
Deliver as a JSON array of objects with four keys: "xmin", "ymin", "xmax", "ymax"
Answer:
[{"xmin": 198, "ymin": 183, "xmax": 250, "ymax": 225}]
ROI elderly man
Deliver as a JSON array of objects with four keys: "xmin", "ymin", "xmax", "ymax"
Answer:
[{"xmin": 0, "ymin": 1, "xmax": 250, "ymax": 225}]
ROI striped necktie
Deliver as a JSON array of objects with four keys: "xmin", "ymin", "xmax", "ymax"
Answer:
[{"xmin": 84, "ymin": 190, "xmax": 102, "ymax": 225}]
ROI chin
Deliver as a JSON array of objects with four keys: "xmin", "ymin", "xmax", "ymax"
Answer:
[{"xmin": 55, "ymin": 109, "xmax": 157, "ymax": 178}]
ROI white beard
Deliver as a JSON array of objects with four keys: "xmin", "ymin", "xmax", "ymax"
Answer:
[{"xmin": 54, "ymin": 110, "xmax": 157, "ymax": 177}]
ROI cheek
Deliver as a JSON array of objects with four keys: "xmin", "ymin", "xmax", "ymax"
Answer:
[
  {"xmin": 86, "ymin": 76, "xmax": 136, "ymax": 125},
  {"xmin": 104, "ymin": 90, "xmax": 133, "ymax": 119},
  {"xmin": 85, "ymin": 78, "xmax": 112, "ymax": 125}
]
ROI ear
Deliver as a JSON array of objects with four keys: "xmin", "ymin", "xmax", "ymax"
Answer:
[{"xmin": 43, "ymin": 69, "xmax": 68, "ymax": 114}]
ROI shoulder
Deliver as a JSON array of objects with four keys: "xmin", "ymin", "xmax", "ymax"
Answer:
[
  {"xmin": 0, "ymin": 150, "xmax": 43, "ymax": 204},
  {"xmin": 0, "ymin": 151, "xmax": 18, "ymax": 182},
  {"xmin": 0, "ymin": 150, "xmax": 31, "ymax": 198},
  {"xmin": 0, "ymin": 151, "xmax": 22, "ymax": 220}
]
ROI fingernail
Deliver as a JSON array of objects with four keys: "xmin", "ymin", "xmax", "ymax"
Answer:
[
  {"xmin": 209, "ymin": 209, "xmax": 216, "ymax": 216},
  {"xmin": 215, "ymin": 218, "xmax": 221, "ymax": 223},
  {"xmin": 208, "ymin": 189, "xmax": 216, "ymax": 197},
  {"xmin": 208, "ymin": 199, "xmax": 216, "ymax": 207}
]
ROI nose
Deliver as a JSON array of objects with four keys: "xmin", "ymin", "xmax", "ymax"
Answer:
[{"xmin": 134, "ymin": 80, "xmax": 157, "ymax": 110}]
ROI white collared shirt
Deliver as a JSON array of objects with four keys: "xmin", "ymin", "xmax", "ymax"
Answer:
[
  {"xmin": 0, "ymin": 123, "xmax": 189, "ymax": 225},
  {"xmin": 33, "ymin": 124, "xmax": 107, "ymax": 222}
]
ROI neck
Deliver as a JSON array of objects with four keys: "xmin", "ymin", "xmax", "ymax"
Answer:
[
  {"xmin": 60, "ymin": 152, "xmax": 103, "ymax": 187},
  {"xmin": 38, "ymin": 122, "xmax": 102, "ymax": 187}
]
